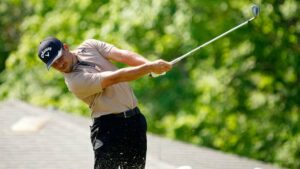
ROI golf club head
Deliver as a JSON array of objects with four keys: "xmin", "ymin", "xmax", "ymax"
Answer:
[{"xmin": 252, "ymin": 5, "xmax": 260, "ymax": 17}]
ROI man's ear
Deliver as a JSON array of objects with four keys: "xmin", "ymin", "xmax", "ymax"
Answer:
[{"xmin": 63, "ymin": 43, "xmax": 69, "ymax": 51}]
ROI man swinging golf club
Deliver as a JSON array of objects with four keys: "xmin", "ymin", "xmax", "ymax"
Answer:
[
  {"xmin": 38, "ymin": 37, "xmax": 172, "ymax": 169},
  {"xmin": 37, "ymin": 4, "xmax": 259, "ymax": 169}
]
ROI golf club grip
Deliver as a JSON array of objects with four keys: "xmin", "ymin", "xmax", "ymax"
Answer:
[
  {"xmin": 171, "ymin": 58, "xmax": 180, "ymax": 65},
  {"xmin": 149, "ymin": 72, "xmax": 166, "ymax": 78},
  {"xmin": 170, "ymin": 51, "xmax": 197, "ymax": 65}
]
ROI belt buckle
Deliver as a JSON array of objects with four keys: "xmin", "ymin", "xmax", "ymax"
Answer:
[
  {"xmin": 123, "ymin": 108, "xmax": 137, "ymax": 118},
  {"xmin": 123, "ymin": 109, "xmax": 132, "ymax": 119},
  {"xmin": 123, "ymin": 111, "xmax": 128, "ymax": 119}
]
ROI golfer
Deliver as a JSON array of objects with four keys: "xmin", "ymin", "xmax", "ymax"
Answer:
[{"xmin": 38, "ymin": 37, "xmax": 172, "ymax": 169}]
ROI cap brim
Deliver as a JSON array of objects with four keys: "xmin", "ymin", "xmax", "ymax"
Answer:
[{"xmin": 46, "ymin": 49, "xmax": 63, "ymax": 70}]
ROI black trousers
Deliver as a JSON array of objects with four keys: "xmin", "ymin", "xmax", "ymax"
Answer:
[{"xmin": 90, "ymin": 110, "xmax": 147, "ymax": 169}]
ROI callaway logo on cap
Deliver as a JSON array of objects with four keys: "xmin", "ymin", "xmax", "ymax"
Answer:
[{"xmin": 38, "ymin": 37, "xmax": 63, "ymax": 69}]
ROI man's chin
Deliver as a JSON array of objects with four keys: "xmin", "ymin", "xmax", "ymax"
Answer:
[{"xmin": 62, "ymin": 67, "xmax": 72, "ymax": 73}]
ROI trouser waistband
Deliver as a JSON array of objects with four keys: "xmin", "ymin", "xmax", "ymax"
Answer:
[{"xmin": 93, "ymin": 107, "xmax": 140, "ymax": 123}]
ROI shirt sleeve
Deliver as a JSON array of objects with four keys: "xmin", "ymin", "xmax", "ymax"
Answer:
[
  {"xmin": 86, "ymin": 39, "xmax": 114, "ymax": 58},
  {"xmin": 65, "ymin": 72, "xmax": 104, "ymax": 98}
]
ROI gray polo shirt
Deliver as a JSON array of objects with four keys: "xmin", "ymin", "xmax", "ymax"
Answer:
[{"xmin": 64, "ymin": 39, "xmax": 138, "ymax": 118}]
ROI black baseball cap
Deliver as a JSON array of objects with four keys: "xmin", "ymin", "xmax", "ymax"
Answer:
[{"xmin": 38, "ymin": 37, "xmax": 63, "ymax": 69}]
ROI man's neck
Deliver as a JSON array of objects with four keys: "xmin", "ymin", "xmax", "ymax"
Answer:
[{"xmin": 70, "ymin": 52, "xmax": 78, "ymax": 70}]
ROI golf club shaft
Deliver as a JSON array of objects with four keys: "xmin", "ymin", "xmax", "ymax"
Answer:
[
  {"xmin": 171, "ymin": 17, "xmax": 255, "ymax": 65},
  {"xmin": 150, "ymin": 16, "xmax": 257, "ymax": 78}
]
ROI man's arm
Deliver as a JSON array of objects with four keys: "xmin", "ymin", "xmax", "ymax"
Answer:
[
  {"xmin": 107, "ymin": 47, "xmax": 150, "ymax": 66},
  {"xmin": 101, "ymin": 60, "xmax": 171, "ymax": 89}
]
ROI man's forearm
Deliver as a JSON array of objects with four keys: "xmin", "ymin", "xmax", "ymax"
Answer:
[
  {"xmin": 114, "ymin": 64, "xmax": 152, "ymax": 81},
  {"xmin": 120, "ymin": 50, "xmax": 150, "ymax": 66},
  {"xmin": 101, "ymin": 60, "xmax": 171, "ymax": 89},
  {"xmin": 101, "ymin": 63, "xmax": 152, "ymax": 88},
  {"xmin": 107, "ymin": 47, "xmax": 150, "ymax": 66}
]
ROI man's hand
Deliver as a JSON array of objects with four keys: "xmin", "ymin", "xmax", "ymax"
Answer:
[{"xmin": 148, "ymin": 59, "xmax": 172, "ymax": 75}]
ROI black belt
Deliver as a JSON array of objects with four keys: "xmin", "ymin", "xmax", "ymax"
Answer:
[{"xmin": 94, "ymin": 107, "xmax": 140, "ymax": 122}]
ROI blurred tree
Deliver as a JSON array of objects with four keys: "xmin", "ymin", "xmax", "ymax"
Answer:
[{"xmin": 0, "ymin": 0, "xmax": 32, "ymax": 72}]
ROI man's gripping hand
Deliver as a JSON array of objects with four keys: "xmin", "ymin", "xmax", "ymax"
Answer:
[{"xmin": 148, "ymin": 60, "xmax": 172, "ymax": 77}]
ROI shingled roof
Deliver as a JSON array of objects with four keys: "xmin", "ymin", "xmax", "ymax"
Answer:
[{"xmin": 0, "ymin": 100, "xmax": 282, "ymax": 169}]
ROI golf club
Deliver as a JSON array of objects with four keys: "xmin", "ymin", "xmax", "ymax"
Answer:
[{"xmin": 151, "ymin": 5, "xmax": 260, "ymax": 77}]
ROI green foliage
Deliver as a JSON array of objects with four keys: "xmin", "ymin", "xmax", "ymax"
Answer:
[
  {"xmin": 0, "ymin": 0, "xmax": 299, "ymax": 168},
  {"xmin": 0, "ymin": 0, "xmax": 31, "ymax": 71}
]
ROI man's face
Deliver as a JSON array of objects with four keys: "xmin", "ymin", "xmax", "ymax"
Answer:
[{"xmin": 52, "ymin": 49, "xmax": 73, "ymax": 73}]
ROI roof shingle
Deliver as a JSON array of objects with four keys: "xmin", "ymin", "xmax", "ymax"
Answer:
[{"xmin": 0, "ymin": 100, "xmax": 282, "ymax": 169}]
